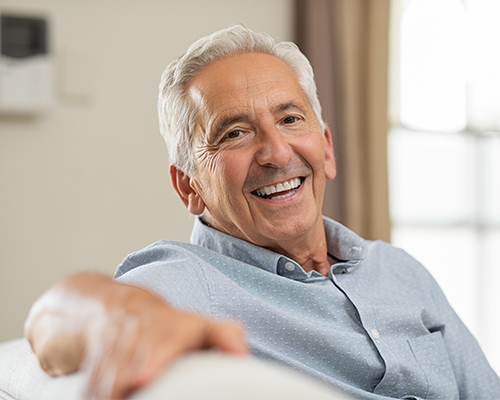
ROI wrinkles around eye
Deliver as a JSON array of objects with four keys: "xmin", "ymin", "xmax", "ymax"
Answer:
[{"xmin": 194, "ymin": 142, "xmax": 222, "ymax": 174}]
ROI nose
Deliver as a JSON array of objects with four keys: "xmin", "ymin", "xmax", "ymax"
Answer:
[{"xmin": 254, "ymin": 125, "xmax": 294, "ymax": 168}]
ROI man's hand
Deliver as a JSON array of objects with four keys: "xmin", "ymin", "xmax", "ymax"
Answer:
[{"xmin": 25, "ymin": 273, "xmax": 248, "ymax": 399}]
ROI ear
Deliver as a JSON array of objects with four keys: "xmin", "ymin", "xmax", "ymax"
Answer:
[
  {"xmin": 323, "ymin": 126, "xmax": 337, "ymax": 180},
  {"xmin": 170, "ymin": 165, "xmax": 206, "ymax": 215}
]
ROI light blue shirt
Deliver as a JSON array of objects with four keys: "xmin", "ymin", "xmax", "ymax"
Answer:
[{"xmin": 115, "ymin": 217, "xmax": 500, "ymax": 399}]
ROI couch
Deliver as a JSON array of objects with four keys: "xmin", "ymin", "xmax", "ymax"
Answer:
[{"xmin": 0, "ymin": 338, "xmax": 351, "ymax": 399}]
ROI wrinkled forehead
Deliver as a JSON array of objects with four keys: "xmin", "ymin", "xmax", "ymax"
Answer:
[{"xmin": 185, "ymin": 52, "xmax": 309, "ymax": 130}]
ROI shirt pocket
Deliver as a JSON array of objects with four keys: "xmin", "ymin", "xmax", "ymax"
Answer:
[{"xmin": 407, "ymin": 331, "xmax": 459, "ymax": 399}]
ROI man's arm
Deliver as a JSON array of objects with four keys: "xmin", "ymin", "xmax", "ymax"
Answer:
[{"xmin": 25, "ymin": 272, "xmax": 248, "ymax": 399}]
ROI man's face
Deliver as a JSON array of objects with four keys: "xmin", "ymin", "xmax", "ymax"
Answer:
[{"xmin": 179, "ymin": 52, "xmax": 336, "ymax": 250}]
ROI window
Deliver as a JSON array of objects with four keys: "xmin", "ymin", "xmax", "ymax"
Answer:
[{"xmin": 389, "ymin": 0, "xmax": 500, "ymax": 373}]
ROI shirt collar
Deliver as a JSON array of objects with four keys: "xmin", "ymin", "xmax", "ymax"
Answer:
[
  {"xmin": 190, "ymin": 217, "xmax": 283, "ymax": 274},
  {"xmin": 323, "ymin": 216, "xmax": 367, "ymax": 265},
  {"xmin": 190, "ymin": 216, "xmax": 367, "ymax": 279}
]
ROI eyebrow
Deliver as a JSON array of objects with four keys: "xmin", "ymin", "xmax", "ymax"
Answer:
[{"xmin": 273, "ymin": 102, "xmax": 307, "ymax": 115}]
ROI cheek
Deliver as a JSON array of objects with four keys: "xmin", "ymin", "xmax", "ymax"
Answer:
[
  {"xmin": 217, "ymin": 153, "xmax": 251, "ymax": 195},
  {"xmin": 298, "ymin": 135, "xmax": 326, "ymax": 171}
]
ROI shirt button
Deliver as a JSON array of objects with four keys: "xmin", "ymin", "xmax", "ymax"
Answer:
[
  {"xmin": 371, "ymin": 329, "xmax": 380, "ymax": 339},
  {"xmin": 350, "ymin": 246, "xmax": 362, "ymax": 254},
  {"xmin": 285, "ymin": 262, "xmax": 296, "ymax": 271}
]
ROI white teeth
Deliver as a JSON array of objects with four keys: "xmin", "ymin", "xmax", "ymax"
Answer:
[
  {"xmin": 267, "ymin": 186, "xmax": 277, "ymax": 195},
  {"xmin": 255, "ymin": 178, "xmax": 302, "ymax": 198}
]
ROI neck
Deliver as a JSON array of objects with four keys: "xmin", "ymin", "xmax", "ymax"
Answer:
[{"xmin": 265, "ymin": 221, "xmax": 331, "ymax": 277}]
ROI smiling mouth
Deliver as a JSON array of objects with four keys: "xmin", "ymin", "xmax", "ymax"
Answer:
[{"xmin": 252, "ymin": 177, "xmax": 304, "ymax": 200}]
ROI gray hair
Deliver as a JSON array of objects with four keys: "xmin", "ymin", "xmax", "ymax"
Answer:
[{"xmin": 158, "ymin": 24, "xmax": 325, "ymax": 174}]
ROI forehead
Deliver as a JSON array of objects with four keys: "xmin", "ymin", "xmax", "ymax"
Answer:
[{"xmin": 186, "ymin": 52, "xmax": 309, "ymax": 121}]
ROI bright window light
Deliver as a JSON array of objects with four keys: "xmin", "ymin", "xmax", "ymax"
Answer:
[
  {"xmin": 390, "ymin": 0, "xmax": 500, "ymax": 374},
  {"xmin": 400, "ymin": 0, "xmax": 467, "ymax": 132}
]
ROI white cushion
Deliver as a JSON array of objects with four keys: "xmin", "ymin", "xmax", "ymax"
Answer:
[
  {"xmin": 0, "ymin": 338, "xmax": 84, "ymax": 400},
  {"xmin": 0, "ymin": 339, "xmax": 350, "ymax": 400},
  {"xmin": 133, "ymin": 351, "xmax": 351, "ymax": 400}
]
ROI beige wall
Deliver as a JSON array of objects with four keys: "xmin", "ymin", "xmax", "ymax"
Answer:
[{"xmin": 0, "ymin": 0, "xmax": 293, "ymax": 342}]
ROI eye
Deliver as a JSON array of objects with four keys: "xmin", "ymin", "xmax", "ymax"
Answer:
[
  {"xmin": 226, "ymin": 130, "xmax": 243, "ymax": 139},
  {"xmin": 282, "ymin": 116, "xmax": 299, "ymax": 124}
]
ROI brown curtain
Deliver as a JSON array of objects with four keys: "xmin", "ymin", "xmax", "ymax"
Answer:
[{"xmin": 295, "ymin": 0, "xmax": 391, "ymax": 241}]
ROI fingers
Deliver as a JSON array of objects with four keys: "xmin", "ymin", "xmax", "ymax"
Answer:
[
  {"xmin": 25, "ymin": 282, "xmax": 107, "ymax": 377},
  {"xmin": 86, "ymin": 311, "xmax": 249, "ymax": 399},
  {"xmin": 125, "ymin": 314, "xmax": 248, "ymax": 395},
  {"xmin": 84, "ymin": 313, "xmax": 141, "ymax": 399},
  {"xmin": 37, "ymin": 332, "xmax": 87, "ymax": 376}
]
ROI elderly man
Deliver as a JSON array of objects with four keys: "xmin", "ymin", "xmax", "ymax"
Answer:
[{"xmin": 26, "ymin": 25, "xmax": 500, "ymax": 399}]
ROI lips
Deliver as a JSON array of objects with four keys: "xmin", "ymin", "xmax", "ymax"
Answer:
[{"xmin": 252, "ymin": 177, "xmax": 303, "ymax": 199}]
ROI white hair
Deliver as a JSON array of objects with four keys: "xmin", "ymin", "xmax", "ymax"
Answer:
[{"xmin": 158, "ymin": 24, "xmax": 325, "ymax": 174}]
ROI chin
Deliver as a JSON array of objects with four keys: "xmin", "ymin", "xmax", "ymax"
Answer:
[{"xmin": 258, "ymin": 217, "xmax": 317, "ymax": 242}]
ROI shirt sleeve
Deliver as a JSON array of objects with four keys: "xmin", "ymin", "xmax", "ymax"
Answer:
[{"xmin": 113, "ymin": 241, "xmax": 214, "ymax": 317}]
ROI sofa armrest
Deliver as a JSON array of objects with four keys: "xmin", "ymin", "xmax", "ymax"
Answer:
[{"xmin": 0, "ymin": 338, "xmax": 350, "ymax": 400}]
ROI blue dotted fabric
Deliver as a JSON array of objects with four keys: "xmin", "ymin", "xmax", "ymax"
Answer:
[{"xmin": 115, "ymin": 217, "xmax": 500, "ymax": 399}]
